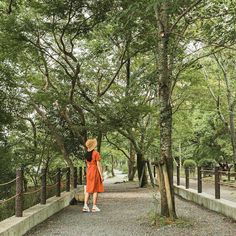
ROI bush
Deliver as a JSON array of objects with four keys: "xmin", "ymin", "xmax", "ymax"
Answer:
[
  {"xmin": 0, "ymin": 199, "xmax": 15, "ymax": 222},
  {"xmin": 183, "ymin": 159, "xmax": 197, "ymax": 169},
  {"xmin": 198, "ymin": 158, "xmax": 216, "ymax": 169}
]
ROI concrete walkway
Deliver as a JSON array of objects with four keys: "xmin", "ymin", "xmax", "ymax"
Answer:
[{"xmin": 24, "ymin": 173, "xmax": 236, "ymax": 236}]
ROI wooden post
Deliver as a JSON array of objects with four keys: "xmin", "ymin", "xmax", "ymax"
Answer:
[
  {"xmin": 56, "ymin": 168, "xmax": 61, "ymax": 197},
  {"xmin": 73, "ymin": 167, "xmax": 77, "ymax": 189},
  {"xmin": 197, "ymin": 166, "xmax": 202, "ymax": 193},
  {"xmin": 177, "ymin": 165, "xmax": 180, "ymax": 186},
  {"xmin": 147, "ymin": 160, "xmax": 155, "ymax": 187},
  {"xmin": 79, "ymin": 166, "xmax": 83, "ymax": 185},
  {"xmin": 185, "ymin": 167, "xmax": 189, "ymax": 189},
  {"xmin": 66, "ymin": 167, "xmax": 70, "ymax": 192},
  {"xmin": 215, "ymin": 166, "xmax": 220, "ymax": 199},
  {"xmin": 40, "ymin": 168, "xmax": 47, "ymax": 204},
  {"xmin": 15, "ymin": 168, "xmax": 23, "ymax": 217}
]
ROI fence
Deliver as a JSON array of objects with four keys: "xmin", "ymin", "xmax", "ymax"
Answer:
[
  {"xmin": 150, "ymin": 163, "xmax": 236, "ymax": 200},
  {"xmin": 175, "ymin": 165, "xmax": 236, "ymax": 200},
  {"xmin": 0, "ymin": 166, "xmax": 85, "ymax": 220}
]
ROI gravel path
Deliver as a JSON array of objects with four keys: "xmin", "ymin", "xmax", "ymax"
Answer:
[{"xmin": 24, "ymin": 176, "xmax": 236, "ymax": 236}]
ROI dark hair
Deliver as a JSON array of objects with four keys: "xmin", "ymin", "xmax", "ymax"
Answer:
[{"xmin": 84, "ymin": 150, "xmax": 93, "ymax": 162}]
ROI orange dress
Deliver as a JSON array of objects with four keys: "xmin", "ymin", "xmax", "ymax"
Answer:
[{"xmin": 86, "ymin": 151, "xmax": 104, "ymax": 193}]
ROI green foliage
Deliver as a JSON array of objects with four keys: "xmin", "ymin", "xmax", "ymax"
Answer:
[
  {"xmin": 0, "ymin": 199, "xmax": 15, "ymax": 222},
  {"xmin": 172, "ymin": 53, "xmax": 236, "ymax": 165},
  {"xmin": 183, "ymin": 159, "xmax": 197, "ymax": 169},
  {"xmin": 0, "ymin": 0, "xmax": 236, "ymax": 222},
  {"xmin": 101, "ymin": 141, "xmax": 128, "ymax": 174},
  {"xmin": 198, "ymin": 158, "xmax": 217, "ymax": 169},
  {"xmin": 0, "ymin": 149, "xmax": 15, "ymax": 193}
]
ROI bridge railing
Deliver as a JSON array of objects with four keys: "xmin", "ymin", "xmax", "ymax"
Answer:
[
  {"xmin": 150, "ymin": 162, "xmax": 236, "ymax": 200},
  {"xmin": 175, "ymin": 165, "xmax": 236, "ymax": 200},
  {"xmin": 0, "ymin": 166, "xmax": 85, "ymax": 221}
]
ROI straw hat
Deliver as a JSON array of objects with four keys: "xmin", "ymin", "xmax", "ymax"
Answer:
[{"xmin": 85, "ymin": 138, "xmax": 97, "ymax": 152}]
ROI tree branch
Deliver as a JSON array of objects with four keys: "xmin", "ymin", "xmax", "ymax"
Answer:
[
  {"xmin": 170, "ymin": 0, "xmax": 203, "ymax": 33},
  {"xmin": 7, "ymin": 0, "xmax": 14, "ymax": 14},
  {"xmin": 118, "ymin": 129, "xmax": 141, "ymax": 154},
  {"xmin": 105, "ymin": 135, "xmax": 130, "ymax": 160},
  {"xmin": 202, "ymin": 64, "xmax": 229, "ymax": 129},
  {"xmin": 99, "ymin": 47, "xmax": 128, "ymax": 97}
]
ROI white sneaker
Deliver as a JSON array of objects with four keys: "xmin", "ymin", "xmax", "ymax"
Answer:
[
  {"xmin": 82, "ymin": 205, "xmax": 90, "ymax": 212},
  {"xmin": 92, "ymin": 205, "xmax": 101, "ymax": 212}
]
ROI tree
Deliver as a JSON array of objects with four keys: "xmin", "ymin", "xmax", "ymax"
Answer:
[{"xmin": 152, "ymin": 0, "xmax": 236, "ymax": 219}]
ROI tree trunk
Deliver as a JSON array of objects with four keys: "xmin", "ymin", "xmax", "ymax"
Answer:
[
  {"xmin": 111, "ymin": 155, "xmax": 115, "ymax": 177},
  {"xmin": 179, "ymin": 143, "xmax": 182, "ymax": 174},
  {"xmin": 162, "ymin": 163, "xmax": 175, "ymax": 219},
  {"xmin": 156, "ymin": 164, "xmax": 168, "ymax": 216},
  {"xmin": 137, "ymin": 152, "xmax": 148, "ymax": 187},
  {"xmin": 97, "ymin": 132, "xmax": 102, "ymax": 153},
  {"xmin": 155, "ymin": 1, "xmax": 177, "ymax": 218},
  {"xmin": 128, "ymin": 142, "xmax": 136, "ymax": 181}
]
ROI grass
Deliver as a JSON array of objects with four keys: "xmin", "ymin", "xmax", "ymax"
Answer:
[{"xmin": 148, "ymin": 210, "xmax": 193, "ymax": 229}]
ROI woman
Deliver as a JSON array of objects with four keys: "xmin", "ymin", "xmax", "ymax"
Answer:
[{"xmin": 83, "ymin": 138, "xmax": 104, "ymax": 212}]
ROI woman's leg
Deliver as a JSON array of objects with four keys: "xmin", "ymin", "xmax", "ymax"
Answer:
[
  {"xmin": 83, "ymin": 192, "xmax": 90, "ymax": 212},
  {"xmin": 92, "ymin": 193, "xmax": 101, "ymax": 212},
  {"xmin": 84, "ymin": 192, "xmax": 90, "ymax": 205},
  {"xmin": 93, "ymin": 192, "xmax": 98, "ymax": 205}
]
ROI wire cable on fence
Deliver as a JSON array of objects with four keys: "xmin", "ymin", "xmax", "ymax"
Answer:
[
  {"xmin": 0, "ymin": 194, "xmax": 19, "ymax": 205},
  {"xmin": 48, "ymin": 172, "xmax": 59, "ymax": 179},
  {"xmin": 46, "ymin": 183, "xmax": 58, "ymax": 190},
  {"xmin": 0, "ymin": 177, "xmax": 18, "ymax": 187},
  {"xmin": 23, "ymin": 188, "xmax": 42, "ymax": 195}
]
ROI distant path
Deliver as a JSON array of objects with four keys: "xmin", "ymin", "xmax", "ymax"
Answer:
[{"xmin": 25, "ymin": 174, "xmax": 236, "ymax": 236}]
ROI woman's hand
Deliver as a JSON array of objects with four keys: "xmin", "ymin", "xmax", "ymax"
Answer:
[{"xmin": 100, "ymin": 176, "xmax": 104, "ymax": 182}]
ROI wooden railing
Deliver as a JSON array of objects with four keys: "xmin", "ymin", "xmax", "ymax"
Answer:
[
  {"xmin": 0, "ymin": 166, "xmax": 85, "ymax": 219},
  {"xmin": 175, "ymin": 165, "xmax": 236, "ymax": 200}
]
